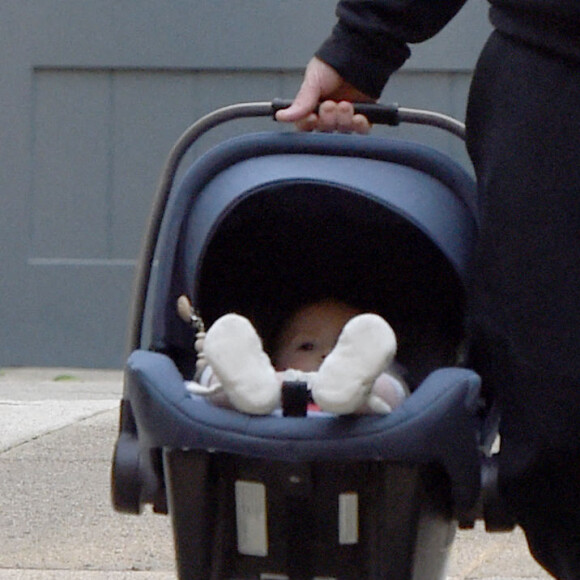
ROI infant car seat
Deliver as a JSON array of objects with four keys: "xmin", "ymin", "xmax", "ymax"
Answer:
[{"xmin": 112, "ymin": 102, "xmax": 501, "ymax": 580}]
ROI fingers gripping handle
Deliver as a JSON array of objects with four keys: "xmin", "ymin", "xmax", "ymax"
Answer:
[
  {"xmin": 272, "ymin": 99, "xmax": 466, "ymax": 139},
  {"xmin": 271, "ymin": 98, "xmax": 400, "ymax": 126}
]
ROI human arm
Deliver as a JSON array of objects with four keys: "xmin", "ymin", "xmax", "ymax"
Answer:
[{"xmin": 276, "ymin": 0, "xmax": 469, "ymax": 127}]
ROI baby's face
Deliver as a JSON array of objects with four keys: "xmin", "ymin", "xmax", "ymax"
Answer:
[{"xmin": 272, "ymin": 300, "xmax": 361, "ymax": 372}]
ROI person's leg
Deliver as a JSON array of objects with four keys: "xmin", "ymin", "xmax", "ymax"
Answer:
[
  {"xmin": 500, "ymin": 371, "xmax": 580, "ymax": 579},
  {"xmin": 466, "ymin": 31, "xmax": 580, "ymax": 578}
]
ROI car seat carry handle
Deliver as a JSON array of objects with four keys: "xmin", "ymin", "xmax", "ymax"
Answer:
[
  {"xmin": 271, "ymin": 98, "xmax": 466, "ymax": 139},
  {"xmin": 271, "ymin": 98, "xmax": 399, "ymax": 126},
  {"xmin": 129, "ymin": 100, "xmax": 466, "ymax": 352}
]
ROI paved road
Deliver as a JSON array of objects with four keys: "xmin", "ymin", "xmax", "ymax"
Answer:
[{"xmin": 0, "ymin": 368, "xmax": 552, "ymax": 579}]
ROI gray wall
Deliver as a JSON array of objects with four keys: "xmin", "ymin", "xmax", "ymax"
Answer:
[{"xmin": 0, "ymin": 1, "xmax": 491, "ymax": 369}]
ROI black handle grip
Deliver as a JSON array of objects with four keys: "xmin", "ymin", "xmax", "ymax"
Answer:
[{"xmin": 272, "ymin": 98, "xmax": 400, "ymax": 126}]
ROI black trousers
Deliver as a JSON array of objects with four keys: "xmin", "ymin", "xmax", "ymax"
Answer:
[{"xmin": 466, "ymin": 31, "xmax": 580, "ymax": 578}]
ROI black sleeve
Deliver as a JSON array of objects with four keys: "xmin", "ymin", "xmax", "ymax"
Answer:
[{"xmin": 316, "ymin": 0, "xmax": 469, "ymax": 99}]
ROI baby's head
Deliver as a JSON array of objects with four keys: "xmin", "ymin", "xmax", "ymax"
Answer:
[{"xmin": 271, "ymin": 298, "xmax": 362, "ymax": 372}]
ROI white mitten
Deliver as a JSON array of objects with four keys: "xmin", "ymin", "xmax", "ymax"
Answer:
[
  {"xmin": 203, "ymin": 313, "xmax": 280, "ymax": 415},
  {"xmin": 311, "ymin": 314, "xmax": 397, "ymax": 414}
]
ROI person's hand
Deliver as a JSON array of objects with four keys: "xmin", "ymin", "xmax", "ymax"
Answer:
[
  {"xmin": 300, "ymin": 100, "xmax": 373, "ymax": 134},
  {"xmin": 275, "ymin": 57, "xmax": 375, "ymax": 133}
]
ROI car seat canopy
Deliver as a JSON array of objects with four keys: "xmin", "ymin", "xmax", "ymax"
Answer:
[{"xmin": 150, "ymin": 132, "xmax": 477, "ymax": 385}]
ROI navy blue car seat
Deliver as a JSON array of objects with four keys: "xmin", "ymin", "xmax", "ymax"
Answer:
[{"xmin": 113, "ymin": 114, "xmax": 489, "ymax": 580}]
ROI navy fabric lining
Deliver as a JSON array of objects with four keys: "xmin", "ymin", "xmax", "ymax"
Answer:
[{"xmin": 127, "ymin": 349, "xmax": 482, "ymax": 511}]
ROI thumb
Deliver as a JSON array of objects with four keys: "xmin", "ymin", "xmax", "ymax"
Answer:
[
  {"xmin": 275, "ymin": 77, "xmax": 321, "ymax": 123},
  {"xmin": 276, "ymin": 57, "xmax": 343, "ymax": 123}
]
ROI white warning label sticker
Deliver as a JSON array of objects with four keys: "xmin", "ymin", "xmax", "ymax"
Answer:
[
  {"xmin": 338, "ymin": 492, "xmax": 359, "ymax": 545},
  {"xmin": 235, "ymin": 480, "xmax": 268, "ymax": 557}
]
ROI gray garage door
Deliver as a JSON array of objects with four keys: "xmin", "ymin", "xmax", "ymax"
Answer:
[{"xmin": 0, "ymin": 0, "xmax": 490, "ymax": 368}]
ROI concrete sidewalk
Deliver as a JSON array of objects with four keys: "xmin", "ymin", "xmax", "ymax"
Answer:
[{"xmin": 0, "ymin": 367, "xmax": 552, "ymax": 580}]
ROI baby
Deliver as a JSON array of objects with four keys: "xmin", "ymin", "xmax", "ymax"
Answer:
[{"xmin": 186, "ymin": 298, "xmax": 408, "ymax": 415}]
